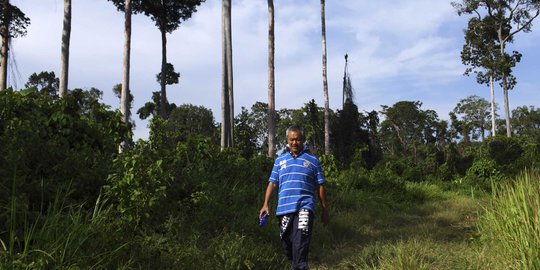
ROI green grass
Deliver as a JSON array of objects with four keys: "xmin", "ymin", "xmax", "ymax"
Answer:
[
  {"xmin": 478, "ymin": 169, "xmax": 540, "ymax": 269},
  {"xmin": 0, "ymin": 191, "xmax": 131, "ymax": 269},
  {"xmin": 308, "ymin": 182, "xmax": 486, "ymax": 269},
  {"xmin": 4, "ymin": 170, "xmax": 540, "ymax": 269}
]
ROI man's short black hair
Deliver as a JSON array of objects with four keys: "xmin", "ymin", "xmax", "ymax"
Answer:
[{"xmin": 286, "ymin": 125, "xmax": 305, "ymax": 141}]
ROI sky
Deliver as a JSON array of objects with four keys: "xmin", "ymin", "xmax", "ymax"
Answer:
[{"xmin": 9, "ymin": 0, "xmax": 540, "ymax": 140}]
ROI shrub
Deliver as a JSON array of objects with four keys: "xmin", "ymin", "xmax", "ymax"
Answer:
[
  {"xmin": 319, "ymin": 154, "xmax": 339, "ymax": 182},
  {"xmin": 486, "ymin": 136, "xmax": 523, "ymax": 175},
  {"xmin": 0, "ymin": 88, "xmax": 129, "ymax": 211},
  {"xmin": 462, "ymin": 159, "xmax": 504, "ymax": 192}
]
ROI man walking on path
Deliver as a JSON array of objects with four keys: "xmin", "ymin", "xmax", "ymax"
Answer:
[{"xmin": 259, "ymin": 125, "xmax": 330, "ymax": 270}]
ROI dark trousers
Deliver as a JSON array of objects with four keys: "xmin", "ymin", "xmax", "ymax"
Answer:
[{"xmin": 279, "ymin": 209, "xmax": 314, "ymax": 270}]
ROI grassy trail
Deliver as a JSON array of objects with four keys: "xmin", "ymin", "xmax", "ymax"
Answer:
[{"xmin": 308, "ymin": 188, "xmax": 486, "ymax": 269}]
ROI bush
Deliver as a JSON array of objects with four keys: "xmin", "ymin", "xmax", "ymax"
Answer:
[
  {"xmin": 459, "ymin": 159, "xmax": 504, "ymax": 192},
  {"xmin": 0, "ymin": 89, "xmax": 129, "ymax": 211},
  {"xmin": 319, "ymin": 154, "xmax": 339, "ymax": 182},
  {"xmin": 486, "ymin": 136, "xmax": 523, "ymax": 175}
]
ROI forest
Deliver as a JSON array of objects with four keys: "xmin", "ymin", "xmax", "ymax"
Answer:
[{"xmin": 1, "ymin": 0, "xmax": 540, "ymax": 269}]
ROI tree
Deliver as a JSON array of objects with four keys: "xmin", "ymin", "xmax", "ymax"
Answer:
[
  {"xmin": 460, "ymin": 15, "xmax": 505, "ymax": 137},
  {"xmin": 331, "ymin": 100, "xmax": 367, "ymax": 168},
  {"xmin": 250, "ymin": 101, "xmax": 270, "ymax": 151},
  {"xmin": 342, "ymin": 54, "xmax": 353, "ymax": 108},
  {"xmin": 59, "ymin": 0, "xmax": 71, "ymax": 98},
  {"xmin": 25, "ymin": 71, "xmax": 59, "ymax": 99},
  {"xmin": 449, "ymin": 111, "xmax": 471, "ymax": 144},
  {"xmin": 380, "ymin": 101, "xmax": 439, "ymax": 162},
  {"xmin": 156, "ymin": 62, "xmax": 180, "ymax": 85},
  {"xmin": 234, "ymin": 107, "xmax": 257, "ymax": 158},
  {"xmin": 221, "ymin": 0, "xmax": 234, "ymax": 149},
  {"xmin": 138, "ymin": 0, "xmax": 205, "ymax": 119},
  {"xmin": 453, "ymin": 0, "xmax": 540, "ymax": 138},
  {"xmin": 112, "ymin": 83, "xmax": 134, "ymax": 109},
  {"xmin": 167, "ymin": 104, "xmax": 217, "ymax": 142},
  {"xmin": 364, "ymin": 110, "xmax": 383, "ymax": 168},
  {"xmin": 109, "ymin": 0, "xmax": 133, "ymax": 152},
  {"xmin": 511, "ymin": 105, "xmax": 540, "ymax": 137},
  {"xmin": 137, "ymin": 91, "xmax": 176, "ymax": 120},
  {"xmin": 0, "ymin": 1, "xmax": 30, "ymax": 90},
  {"xmin": 320, "ymin": 0, "xmax": 330, "ymax": 155},
  {"xmin": 453, "ymin": 95, "xmax": 494, "ymax": 140},
  {"xmin": 267, "ymin": 0, "xmax": 276, "ymax": 157}
]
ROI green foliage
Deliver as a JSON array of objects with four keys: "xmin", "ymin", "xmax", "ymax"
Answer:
[
  {"xmin": 136, "ymin": 91, "xmax": 177, "ymax": 120},
  {"xmin": 0, "ymin": 88, "xmax": 130, "ymax": 210},
  {"xmin": 334, "ymin": 164, "xmax": 407, "ymax": 199},
  {"xmin": 485, "ymin": 136, "xmax": 524, "ymax": 174},
  {"xmin": 319, "ymin": 154, "xmax": 339, "ymax": 181},
  {"xmin": 168, "ymin": 104, "xmax": 218, "ymax": 143},
  {"xmin": 137, "ymin": 0, "xmax": 205, "ymax": 33},
  {"xmin": 103, "ymin": 134, "xmax": 282, "ymax": 268},
  {"xmin": 234, "ymin": 107, "xmax": 258, "ymax": 158},
  {"xmin": 4, "ymin": 82, "xmax": 540, "ymax": 269},
  {"xmin": 0, "ymin": 2, "xmax": 31, "ymax": 39},
  {"xmin": 106, "ymin": 141, "xmax": 171, "ymax": 226},
  {"xmin": 331, "ymin": 100, "xmax": 369, "ymax": 168},
  {"xmin": 453, "ymin": 95, "xmax": 492, "ymax": 141},
  {"xmin": 461, "ymin": 158, "xmax": 504, "ymax": 191},
  {"xmin": 156, "ymin": 62, "xmax": 180, "ymax": 85},
  {"xmin": 479, "ymin": 169, "xmax": 540, "ymax": 269},
  {"xmin": 444, "ymin": 142, "xmax": 475, "ymax": 176},
  {"xmin": 25, "ymin": 71, "xmax": 59, "ymax": 99},
  {"xmin": 112, "ymin": 83, "xmax": 134, "ymax": 110},
  {"xmin": 380, "ymin": 101, "xmax": 440, "ymax": 159},
  {"xmin": 512, "ymin": 105, "xmax": 540, "ymax": 138},
  {"xmin": 0, "ymin": 189, "xmax": 130, "ymax": 269}
]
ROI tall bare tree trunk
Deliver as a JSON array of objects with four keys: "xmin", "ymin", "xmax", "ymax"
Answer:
[
  {"xmin": 159, "ymin": 27, "xmax": 168, "ymax": 119},
  {"xmin": 0, "ymin": 0, "xmax": 9, "ymax": 91},
  {"xmin": 221, "ymin": 0, "xmax": 233, "ymax": 149},
  {"xmin": 267, "ymin": 0, "xmax": 276, "ymax": 157},
  {"xmin": 320, "ymin": 0, "xmax": 330, "ymax": 155},
  {"xmin": 489, "ymin": 75, "xmax": 496, "ymax": 137},
  {"xmin": 119, "ymin": 0, "xmax": 132, "ymax": 153},
  {"xmin": 226, "ymin": 0, "xmax": 234, "ymax": 148},
  {"xmin": 498, "ymin": 28, "xmax": 511, "ymax": 138},
  {"xmin": 59, "ymin": 0, "xmax": 71, "ymax": 98}
]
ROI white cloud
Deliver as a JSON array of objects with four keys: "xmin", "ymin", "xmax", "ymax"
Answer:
[{"xmin": 7, "ymin": 0, "xmax": 540, "ymax": 140}]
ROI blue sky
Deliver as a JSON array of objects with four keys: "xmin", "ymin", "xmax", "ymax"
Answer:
[{"xmin": 9, "ymin": 0, "xmax": 540, "ymax": 139}]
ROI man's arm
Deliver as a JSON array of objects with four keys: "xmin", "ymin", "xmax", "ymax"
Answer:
[
  {"xmin": 317, "ymin": 184, "xmax": 329, "ymax": 225},
  {"xmin": 260, "ymin": 182, "xmax": 277, "ymax": 219}
]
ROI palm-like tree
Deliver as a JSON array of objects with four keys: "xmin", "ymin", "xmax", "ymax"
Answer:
[
  {"xmin": 320, "ymin": 0, "xmax": 330, "ymax": 154},
  {"xmin": 267, "ymin": 0, "xmax": 276, "ymax": 157},
  {"xmin": 120, "ymin": 0, "xmax": 132, "ymax": 152},
  {"xmin": 59, "ymin": 0, "xmax": 71, "ymax": 98},
  {"xmin": 138, "ymin": 0, "xmax": 204, "ymax": 119},
  {"xmin": 221, "ymin": 0, "xmax": 234, "ymax": 149},
  {"xmin": 0, "ymin": 0, "xmax": 9, "ymax": 90},
  {"xmin": 0, "ymin": 1, "xmax": 30, "ymax": 90}
]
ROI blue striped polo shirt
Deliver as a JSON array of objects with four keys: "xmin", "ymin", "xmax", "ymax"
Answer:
[{"xmin": 268, "ymin": 148, "xmax": 325, "ymax": 216}]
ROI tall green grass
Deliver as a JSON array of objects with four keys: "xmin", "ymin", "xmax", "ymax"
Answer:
[
  {"xmin": 479, "ymin": 169, "xmax": 540, "ymax": 269},
  {"xmin": 0, "ymin": 190, "xmax": 130, "ymax": 269}
]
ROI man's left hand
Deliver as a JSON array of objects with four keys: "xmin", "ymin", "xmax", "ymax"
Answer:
[{"xmin": 321, "ymin": 208, "xmax": 329, "ymax": 225}]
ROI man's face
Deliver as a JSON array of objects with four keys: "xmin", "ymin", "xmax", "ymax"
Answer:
[{"xmin": 287, "ymin": 130, "xmax": 304, "ymax": 156}]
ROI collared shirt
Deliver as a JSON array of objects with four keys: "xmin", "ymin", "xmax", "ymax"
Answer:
[{"xmin": 268, "ymin": 148, "xmax": 325, "ymax": 216}]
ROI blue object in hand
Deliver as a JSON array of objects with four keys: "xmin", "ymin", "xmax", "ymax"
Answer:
[{"xmin": 259, "ymin": 211, "xmax": 268, "ymax": 228}]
